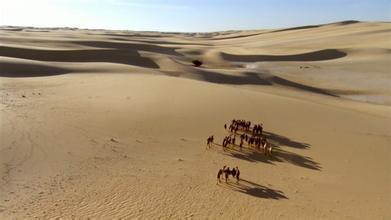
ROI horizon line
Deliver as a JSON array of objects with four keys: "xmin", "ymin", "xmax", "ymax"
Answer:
[{"xmin": 1, "ymin": 20, "xmax": 390, "ymax": 34}]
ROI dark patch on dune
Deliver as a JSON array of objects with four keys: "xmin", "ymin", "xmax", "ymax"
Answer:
[
  {"xmin": 270, "ymin": 20, "xmax": 360, "ymax": 33},
  {"xmin": 110, "ymin": 38, "xmax": 212, "ymax": 46},
  {"xmin": 333, "ymin": 20, "xmax": 360, "ymax": 25},
  {"xmin": 0, "ymin": 46, "xmax": 159, "ymax": 68},
  {"xmin": 0, "ymin": 27, "xmax": 24, "ymax": 31},
  {"xmin": 191, "ymin": 70, "xmax": 272, "ymax": 85},
  {"xmin": 271, "ymin": 25, "xmax": 322, "ymax": 33},
  {"xmin": 72, "ymin": 41, "xmax": 182, "ymax": 56},
  {"xmin": 24, "ymin": 30, "xmax": 51, "ymax": 33},
  {"xmin": 188, "ymin": 69, "xmax": 337, "ymax": 97},
  {"xmin": 221, "ymin": 49, "xmax": 347, "ymax": 62},
  {"xmin": 207, "ymin": 32, "xmax": 266, "ymax": 40},
  {"xmin": 270, "ymin": 76, "xmax": 337, "ymax": 96},
  {"xmin": 133, "ymin": 39, "xmax": 211, "ymax": 46},
  {"xmin": 90, "ymin": 32, "xmax": 168, "ymax": 38},
  {"xmin": 0, "ymin": 62, "xmax": 71, "ymax": 77}
]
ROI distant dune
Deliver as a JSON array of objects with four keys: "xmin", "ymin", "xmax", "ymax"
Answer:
[
  {"xmin": 0, "ymin": 21, "xmax": 390, "ymax": 219},
  {"xmin": 1, "ymin": 20, "xmax": 390, "ymax": 104}
]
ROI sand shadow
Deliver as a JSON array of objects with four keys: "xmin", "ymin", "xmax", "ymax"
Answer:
[
  {"xmin": 219, "ymin": 179, "xmax": 287, "ymax": 199},
  {"xmin": 333, "ymin": 20, "xmax": 360, "ymax": 25},
  {"xmin": 0, "ymin": 46, "xmax": 159, "ymax": 68},
  {"xmin": 271, "ymin": 25, "xmax": 322, "ymax": 33},
  {"xmin": 109, "ymin": 38, "xmax": 212, "ymax": 46},
  {"xmin": 97, "ymin": 32, "xmax": 168, "ymax": 38},
  {"xmin": 73, "ymin": 41, "xmax": 182, "ymax": 56},
  {"xmin": 206, "ymin": 32, "xmax": 266, "ymax": 40},
  {"xmin": 271, "ymin": 148, "xmax": 321, "ymax": 170},
  {"xmin": 210, "ymin": 130, "xmax": 321, "ymax": 170},
  {"xmin": 191, "ymin": 69, "xmax": 336, "ymax": 96},
  {"xmin": 0, "ymin": 62, "xmax": 71, "ymax": 77},
  {"xmin": 271, "ymin": 20, "xmax": 360, "ymax": 33},
  {"xmin": 270, "ymin": 76, "xmax": 338, "ymax": 97},
  {"xmin": 221, "ymin": 49, "xmax": 347, "ymax": 62},
  {"xmin": 193, "ymin": 70, "xmax": 272, "ymax": 85},
  {"xmin": 263, "ymin": 131, "xmax": 310, "ymax": 149}
]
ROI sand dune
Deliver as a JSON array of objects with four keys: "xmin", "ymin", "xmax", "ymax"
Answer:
[
  {"xmin": 0, "ymin": 46, "xmax": 160, "ymax": 68},
  {"xmin": 221, "ymin": 49, "xmax": 347, "ymax": 62},
  {"xmin": 0, "ymin": 21, "xmax": 390, "ymax": 219},
  {"xmin": 0, "ymin": 61, "xmax": 71, "ymax": 77}
]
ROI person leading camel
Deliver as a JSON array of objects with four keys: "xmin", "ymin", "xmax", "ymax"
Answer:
[
  {"xmin": 235, "ymin": 166, "xmax": 240, "ymax": 183},
  {"xmin": 224, "ymin": 167, "xmax": 231, "ymax": 183}
]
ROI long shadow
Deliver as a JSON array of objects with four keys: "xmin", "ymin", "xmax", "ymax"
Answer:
[
  {"xmin": 98, "ymin": 33, "xmax": 168, "ymax": 38},
  {"xmin": 272, "ymin": 148, "xmax": 321, "ymax": 170},
  {"xmin": 271, "ymin": 20, "xmax": 360, "ymax": 34},
  {"xmin": 219, "ymin": 179, "xmax": 287, "ymax": 199},
  {"xmin": 192, "ymin": 69, "xmax": 337, "ymax": 97},
  {"xmin": 271, "ymin": 25, "xmax": 322, "ymax": 33},
  {"xmin": 193, "ymin": 70, "xmax": 272, "ymax": 85},
  {"xmin": 270, "ymin": 75, "xmax": 338, "ymax": 97},
  {"xmin": 109, "ymin": 38, "xmax": 212, "ymax": 46},
  {"xmin": 262, "ymin": 132, "xmax": 320, "ymax": 170},
  {"xmin": 0, "ymin": 46, "xmax": 159, "ymax": 68},
  {"xmin": 0, "ymin": 62, "xmax": 71, "ymax": 77},
  {"xmin": 205, "ymin": 32, "xmax": 267, "ymax": 40},
  {"xmin": 263, "ymin": 131, "xmax": 310, "ymax": 149},
  {"xmin": 333, "ymin": 20, "xmax": 360, "ymax": 25},
  {"xmin": 72, "ymin": 41, "xmax": 182, "ymax": 56},
  {"xmin": 209, "ymin": 130, "xmax": 321, "ymax": 170},
  {"xmin": 227, "ymin": 129, "xmax": 310, "ymax": 149},
  {"xmin": 221, "ymin": 49, "xmax": 347, "ymax": 62}
]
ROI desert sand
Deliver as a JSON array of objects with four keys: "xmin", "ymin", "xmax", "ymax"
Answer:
[{"xmin": 0, "ymin": 21, "xmax": 390, "ymax": 219}]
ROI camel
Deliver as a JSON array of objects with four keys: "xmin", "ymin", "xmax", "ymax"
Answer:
[
  {"xmin": 236, "ymin": 166, "xmax": 240, "ymax": 183},
  {"xmin": 206, "ymin": 135, "xmax": 214, "ymax": 148},
  {"xmin": 224, "ymin": 166, "xmax": 231, "ymax": 182},
  {"xmin": 216, "ymin": 165, "xmax": 240, "ymax": 185},
  {"xmin": 216, "ymin": 168, "xmax": 223, "ymax": 184}
]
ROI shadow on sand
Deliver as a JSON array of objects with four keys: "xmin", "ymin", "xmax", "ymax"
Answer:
[
  {"xmin": 210, "ymin": 130, "xmax": 321, "ymax": 170},
  {"xmin": 221, "ymin": 49, "xmax": 347, "ymax": 62},
  {"xmin": 191, "ymin": 69, "xmax": 337, "ymax": 97},
  {"xmin": 219, "ymin": 179, "xmax": 287, "ymax": 199},
  {"xmin": 0, "ymin": 45, "xmax": 160, "ymax": 70},
  {"xmin": 0, "ymin": 62, "xmax": 72, "ymax": 77}
]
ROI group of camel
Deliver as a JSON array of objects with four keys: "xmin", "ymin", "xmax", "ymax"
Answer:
[
  {"xmin": 207, "ymin": 119, "xmax": 274, "ymax": 185},
  {"xmin": 208, "ymin": 119, "xmax": 273, "ymax": 156},
  {"xmin": 216, "ymin": 166, "xmax": 240, "ymax": 184}
]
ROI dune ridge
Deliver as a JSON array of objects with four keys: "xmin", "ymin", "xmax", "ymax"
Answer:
[{"xmin": 1, "ymin": 21, "xmax": 390, "ymax": 104}]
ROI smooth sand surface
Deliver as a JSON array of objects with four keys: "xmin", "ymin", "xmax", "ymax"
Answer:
[{"xmin": 1, "ymin": 21, "xmax": 390, "ymax": 219}]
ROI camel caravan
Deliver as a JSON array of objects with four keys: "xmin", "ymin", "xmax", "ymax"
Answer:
[
  {"xmin": 216, "ymin": 166, "xmax": 240, "ymax": 184},
  {"xmin": 207, "ymin": 119, "xmax": 273, "ymax": 156}
]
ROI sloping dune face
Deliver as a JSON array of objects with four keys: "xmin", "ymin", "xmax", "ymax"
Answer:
[
  {"xmin": 0, "ymin": 22, "xmax": 390, "ymax": 219},
  {"xmin": 1, "ymin": 22, "xmax": 390, "ymax": 104}
]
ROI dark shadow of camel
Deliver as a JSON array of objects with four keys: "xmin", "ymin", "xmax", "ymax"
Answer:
[
  {"xmin": 218, "ymin": 179, "xmax": 287, "ymax": 199},
  {"xmin": 226, "ymin": 129, "xmax": 310, "ymax": 150},
  {"xmin": 263, "ymin": 131, "xmax": 310, "ymax": 149},
  {"xmin": 209, "ymin": 130, "xmax": 321, "ymax": 170}
]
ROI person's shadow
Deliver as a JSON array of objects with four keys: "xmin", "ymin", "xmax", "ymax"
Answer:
[{"xmin": 218, "ymin": 179, "xmax": 287, "ymax": 200}]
